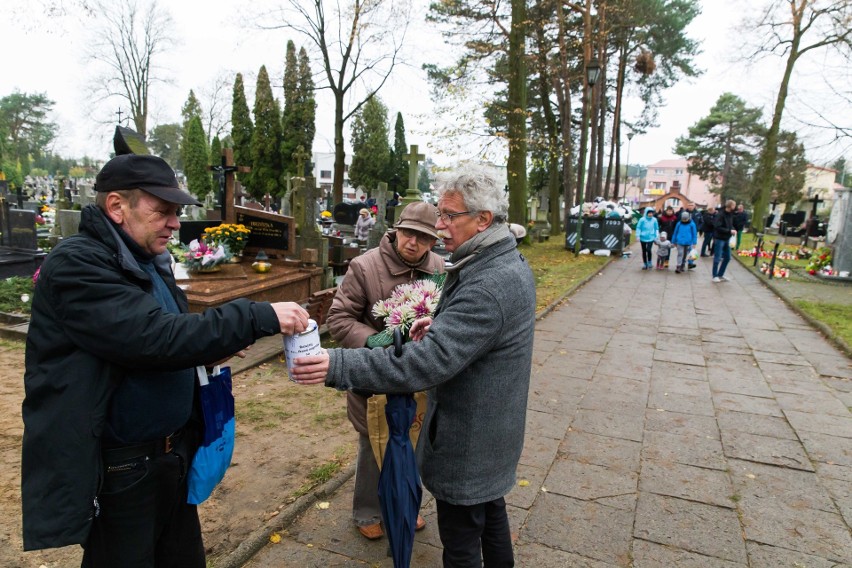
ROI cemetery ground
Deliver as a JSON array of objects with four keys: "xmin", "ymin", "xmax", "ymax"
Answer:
[
  {"xmin": 0, "ymin": 236, "xmax": 608, "ymax": 567},
  {"xmin": 734, "ymin": 232, "xmax": 852, "ymax": 350}
]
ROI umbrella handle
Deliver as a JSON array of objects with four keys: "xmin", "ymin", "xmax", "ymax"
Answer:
[{"xmin": 393, "ymin": 327, "xmax": 403, "ymax": 358}]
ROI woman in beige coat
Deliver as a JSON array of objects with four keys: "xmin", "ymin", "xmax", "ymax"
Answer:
[{"xmin": 326, "ymin": 201, "xmax": 444, "ymax": 540}]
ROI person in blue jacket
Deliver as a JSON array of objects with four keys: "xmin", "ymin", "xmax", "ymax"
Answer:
[
  {"xmin": 636, "ymin": 207, "xmax": 659, "ymax": 270},
  {"xmin": 671, "ymin": 210, "xmax": 698, "ymax": 273}
]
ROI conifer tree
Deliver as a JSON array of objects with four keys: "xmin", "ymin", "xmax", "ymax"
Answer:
[
  {"xmin": 231, "ymin": 73, "xmax": 253, "ymax": 185},
  {"xmin": 209, "ymin": 135, "xmax": 222, "ymax": 165},
  {"xmin": 181, "ymin": 90, "xmax": 203, "ymax": 131},
  {"xmin": 281, "ymin": 41, "xmax": 300, "ymax": 176},
  {"xmin": 391, "ymin": 112, "xmax": 408, "ymax": 195},
  {"xmin": 251, "ymin": 65, "xmax": 285, "ymax": 200},
  {"xmin": 349, "ymin": 96, "xmax": 390, "ymax": 193},
  {"xmin": 297, "ymin": 47, "xmax": 316, "ymax": 162},
  {"xmin": 182, "ymin": 115, "xmax": 212, "ymax": 199}
]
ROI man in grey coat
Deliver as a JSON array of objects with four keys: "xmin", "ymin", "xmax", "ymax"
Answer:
[{"xmin": 292, "ymin": 165, "xmax": 536, "ymax": 567}]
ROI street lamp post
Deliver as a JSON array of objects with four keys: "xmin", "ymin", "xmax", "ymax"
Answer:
[{"xmin": 574, "ymin": 58, "xmax": 602, "ymax": 255}]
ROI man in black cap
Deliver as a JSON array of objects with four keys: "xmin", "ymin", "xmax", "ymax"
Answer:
[{"xmin": 21, "ymin": 153, "xmax": 310, "ymax": 567}]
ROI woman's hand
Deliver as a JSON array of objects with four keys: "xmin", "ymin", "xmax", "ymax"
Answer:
[{"xmin": 409, "ymin": 317, "xmax": 433, "ymax": 342}]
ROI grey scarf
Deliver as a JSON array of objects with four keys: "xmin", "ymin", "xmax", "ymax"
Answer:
[{"xmin": 445, "ymin": 223, "xmax": 512, "ymax": 278}]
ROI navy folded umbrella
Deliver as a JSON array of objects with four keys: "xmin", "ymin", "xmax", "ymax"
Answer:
[{"xmin": 377, "ymin": 329, "xmax": 423, "ymax": 568}]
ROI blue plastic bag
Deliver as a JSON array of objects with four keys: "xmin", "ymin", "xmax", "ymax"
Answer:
[{"xmin": 187, "ymin": 365, "xmax": 235, "ymax": 505}]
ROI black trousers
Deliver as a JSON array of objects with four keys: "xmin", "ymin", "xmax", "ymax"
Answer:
[
  {"xmin": 640, "ymin": 241, "xmax": 654, "ymax": 264},
  {"xmin": 701, "ymin": 232, "xmax": 714, "ymax": 256},
  {"xmin": 436, "ymin": 497, "xmax": 514, "ymax": 568},
  {"xmin": 82, "ymin": 432, "xmax": 205, "ymax": 568}
]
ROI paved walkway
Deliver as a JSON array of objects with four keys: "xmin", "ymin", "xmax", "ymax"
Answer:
[{"xmin": 242, "ymin": 247, "xmax": 852, "ymax": 567}]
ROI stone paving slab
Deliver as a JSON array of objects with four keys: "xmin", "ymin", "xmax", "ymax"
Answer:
[
  {"xmin": 798, "ymin": 430, "xmax": 852, "ymax": 467},
  {"xmin": 638, "ymin": 459, "xmax": 735, "ymax": 509},
  {"xmin": 632, "ymin": 539, "xmax": 746, "ymax": 567},
  {"xmin": 634, "ymin": 493, "xmax": 747, "ymax": 564},
  {"xmin": 775, "ymin": 389, "xmax": 851, "ymax": 416},
  {"xmin": 644, "ymin": 408, "xmax": 720, "ymax": 439},
  {"xmin": 715, "ymin": 409, "xmax": 798, "ymax": 440},
  {"xmin": 571, "ymin": 408, "xmax": 645, "ymax": 442},
  {"xmin": 783, "ymin": 409, "xmax": 852, "ymax": 438},
  {"xmin": 650, "ymin": 359, "xmax": 707, "ymax": 382},
  {"xmin": 544, "ymin": 455, "xmax": 638, "ymax": 501},
  {"xmin": 652, "ymin": 348, "xmax": 706, "ymax": 367},
  {"xmin": 515, "ymin": 542, "xmax": 618, "ymax": 567},
  {"xmin": 720, "ymin": 429, "xmax": 814, "ymax": 471},
  {"xmin": 745, "ymin": 541, "xmax": 842, "ymax": 568},
  {"xmin": 642, "ymin": 430, "xmax": 726, "ymax": 470},
  {"xmin": 523, "ymin": 492, "xmax": 634, "ymax": 565},
  {"xmin": 557, "ymin": 430, "xmax": 642, "ymax": 472},
  {"xmin": 711, "ymin": 392, "xmax": 784, "ymax": 417}
]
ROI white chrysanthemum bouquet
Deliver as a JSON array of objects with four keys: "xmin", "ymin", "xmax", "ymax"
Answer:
[{"xmin": 366, "ymin": 273, "xmax": 446, "ymax": 348}]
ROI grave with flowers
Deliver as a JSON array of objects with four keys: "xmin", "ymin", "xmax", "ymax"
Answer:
[{"xmin": 174, "ymin": 148, "xmax": 329, "ymax": 312}]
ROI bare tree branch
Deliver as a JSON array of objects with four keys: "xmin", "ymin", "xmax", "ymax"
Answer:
[
  {"xmin": 252, "ymin": 0, "xmax": 410, "ymax": 202},
  {"xmin": 84, "ymin": 0, "xmax": 175, "ymax": 139}
]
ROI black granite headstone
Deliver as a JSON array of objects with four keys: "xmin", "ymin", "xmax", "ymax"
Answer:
[
  {"xmin": 8, "ymin": 209, "xmax": 38, "ymax": 250},
  {"xmin": 234, "ymin": 206, "xmax": 294, "ymax": 258},
  {"xmin": 333, "ymin": 202, "xmax": 362, "ymax": 226},
  {"xmin": 178, "ymin": 220, "xmax": 220, "ymax": 244}
]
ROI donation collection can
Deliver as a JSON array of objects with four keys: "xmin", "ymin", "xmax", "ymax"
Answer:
[{"xmin": 283, "ymin": 319, "xmax": 322, "ymax": 380}]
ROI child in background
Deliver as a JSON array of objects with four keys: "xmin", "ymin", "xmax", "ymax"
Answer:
[
  {"xmin": 671, "ymin": 211, "xmax": 698, "ymax": 273},
  {"xmin": 654, "ymin": 232, "xmax": 674, "ymax": 270}
]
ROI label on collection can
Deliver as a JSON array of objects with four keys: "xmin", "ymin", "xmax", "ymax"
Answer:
[{"xmin": 283, "ymin": 319, "xmax": 321, "ymax": 381}]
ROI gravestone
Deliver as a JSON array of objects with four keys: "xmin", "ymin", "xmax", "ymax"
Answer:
[
  {"xmin": 0, "ymin": 200, "xmax": 47, "ymax": 278},
  {"xmin": 828, "ymin": 187, "xmax": 851, "ymax": 277},
  {"xmin": 5, "ymin": 209, "xmax": 38, "ymax": 250},
  {"xmin": 395, "ymin": 144, "xmax": 426, "ymax": 224},
  {"xmin": 74, "ymin": 182, "xmax": 96, "ymax": 209},
  {"xmin": 57, "ymin": 209, "xmax": 82, "ymax": 238},
  {"xmin": 333, "ymin": 203, "xmax": 361, "ymax": 226},
  {"xmin": 295, "ymin": 177, "xmax": 331, "ymax": 287},
  {"xmin": 367, "ymin": 182, "xmax": 389, "ymax": 250},
  {"xmin": 234, "ymin": 206, "xmax": 295, "ymax": 258}
]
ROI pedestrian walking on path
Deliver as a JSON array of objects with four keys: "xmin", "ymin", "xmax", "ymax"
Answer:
[
  {"xmin": 671, "ymin": 211, "xmax": 698, "ymax": 273},
  {"xmin": 712, "ymin": 199, "xmax": 737, "ymax": 282},
  {"xmin": 653, "ymin": 232, "xmax": 673, "ymax": 270},
  {"xmin": 637, "ymin": 207, "xmax": 659, "ymax": 270}
]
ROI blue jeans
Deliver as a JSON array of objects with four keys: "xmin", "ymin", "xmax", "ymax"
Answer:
[{"xmin": 713, "ymin": 238, "xmax": 731, "ymax": 278}]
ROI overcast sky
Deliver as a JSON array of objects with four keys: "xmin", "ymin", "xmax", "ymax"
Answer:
[{"xmin": 2, "ymin": 0, "xmax": 849, "ymax": 169}]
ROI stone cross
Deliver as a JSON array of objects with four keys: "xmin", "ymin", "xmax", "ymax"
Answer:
[
  {"xmin": 263, "ymin": 193, "xmax": 272, "ymax": 212},
  {"xmin": 368, "ymin": 182, "xmax": 389, "ymax": 249},
  {"xmin": 403, "ymin": 144, "xmax": 425, "ymax": 193},
  {"xmin": 298, "ymin": 177, "xmax": 321, "ymax": 239},
  {"xmin": 208, "ymin": 148, "xmax": 250, "ymax": 224},
  {"xmin": 808, "ymin": 193, "xmax": 824, "ymax": 219},
  {"xmin": 292, "ymin": 145, "xmax": 311, "ymax": 178}
]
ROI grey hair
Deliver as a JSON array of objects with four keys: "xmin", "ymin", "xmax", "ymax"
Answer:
[{"xmin": 434, "ymin": 164, "xmax": 509, "ymax": 223}]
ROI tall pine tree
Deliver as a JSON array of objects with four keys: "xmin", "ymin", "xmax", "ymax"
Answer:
[
  {"xmin": 209, "ymin": 135, "xmax": 222, "ymax": 165},
  {"xmin": 391, "ymin": 112, "xmax": 407, "ymax": 195},
  {"xmin": 297, "ymin": 47, "xmax": 316, "ymax": 164},
  {"xmin": 231, "ymin": 73, "xmax": 253, "ymax": 185},
  {"xmin": 251, "ymin": 65, "xmax": 285, "ymax": 200},
  {"xmin": 349, "ymin": 96, "xmax": 390, "ymax": 193},
  {"xmin": 281, "ymin": 40, "xmax": 300, "ymax": 177},
  {"xmin": 181, "ymin": 90, "xmax": 203, "ymax": 131},
  {"xmin": 182, "ymin": 115, "xmax": 212, "ymax": 199}
]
